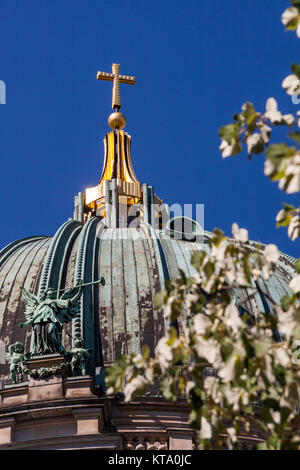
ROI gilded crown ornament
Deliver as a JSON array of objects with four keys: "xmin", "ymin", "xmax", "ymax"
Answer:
[{"xmin": 97, "ymin": 63, "xmax": 136, "ymax": 130}]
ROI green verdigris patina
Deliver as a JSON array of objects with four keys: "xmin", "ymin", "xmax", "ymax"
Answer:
[
  {"xmin": 3, "ymin": 279, "xmax": 106, "ymax": 382},
  {"xmin": 19, "ymin": 283, "xmax": 84, "ymax": 355},
  {"xmin": 70, "ymin": 338, "xmax": 91, "ymax": 376},
  {"xmin": 19, "ymin": 279, "xmax": 105, "ymax": 357},
  {"xmin": 5, "ymin": 342, "xmax": 29, "ymax": 383}
]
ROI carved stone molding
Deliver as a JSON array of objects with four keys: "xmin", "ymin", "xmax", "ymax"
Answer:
[{"xmin": 124, "ymin": 435, "xmax": 168, "ymax": 450}]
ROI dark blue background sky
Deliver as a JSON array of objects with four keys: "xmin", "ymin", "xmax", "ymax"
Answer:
[{"xmin": 0, "ymin": 0, "xmax": 299, "ymax": 256}]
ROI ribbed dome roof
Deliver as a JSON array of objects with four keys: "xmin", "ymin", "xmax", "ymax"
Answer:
[{"xmin": 0, "ymin": 218, "xmax": 296, "ymax": 381}]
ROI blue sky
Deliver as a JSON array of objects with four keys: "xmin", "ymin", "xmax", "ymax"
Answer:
[{"xmin": 0, "ymin": 0, "xmax": 299, "ymax": 256}]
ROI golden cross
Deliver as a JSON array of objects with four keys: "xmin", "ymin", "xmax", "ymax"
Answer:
[{"xmin": 97, "ymin": 63, "xmax": 136, "ymax": 110}]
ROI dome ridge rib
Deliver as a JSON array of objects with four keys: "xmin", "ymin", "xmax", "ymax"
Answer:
[
  {"xmin": 0, "ymin": 236, "xmax": 48, "ymax": 269},
  {"xmin": 38, "ymin": 220, "xmax": 82, "ymax": 300}
]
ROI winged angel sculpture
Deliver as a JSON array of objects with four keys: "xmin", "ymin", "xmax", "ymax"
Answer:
[{"xmin": 19, "ymin": 282, "xmax": 83, "ymax": 356}]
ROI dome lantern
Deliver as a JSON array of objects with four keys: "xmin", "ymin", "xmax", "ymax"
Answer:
[{"xmin": 73, "ymin": 63, "xmax": 163, "ymax": 228}]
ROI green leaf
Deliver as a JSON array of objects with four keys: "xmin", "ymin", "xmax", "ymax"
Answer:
[
  {"xmin": 288, "ymin": 131, "xmax": 300, "ymax": 145},
  {"xmin": 257, "ymin": 442, "xmax": 268, "ymax": 450},
  {"xmin": 281, "ymin": 406, "xmax": 292, "ymax": 424},
  {"xmin": 212, "ymin": 228, "xmax": 225, "ymax": 246},
  {"xmin": 142, "ymin": 345, "xmax": 150, "ymax": 360},
  {"xmin": 166, "ymin": 326, "xmax": 178, "ymax": 346},
  {"xmin": 221, "ymin": 340, "xmax": 234, "ymax": 361},
  {"xmin": 154, "ymin": 290, "xmax": 166, "ymax": 308},
  {"xmin": 263, "ymin": 398, "xmax": 280, "ymax": 411},
  {"xmin": 203, "ymin": 261, "xmax": 214, "ymax": 278},
  {"xmin": 266, "ymin": 143, "xmax": 295, "ymax": 172},
  {"xmin": 281, "ymin": 294, "xmax": 293, "ymax": 311},
  {"xmin": 247, "ymin": 112, "xmax": 259, "ymax": 133},
  {"xmin": 285, "ymin": 14, "xmax": 300, "ymax": 31},
  {"xmin": 292, "ymin": 63, "xmax": 300, "ymax": 80},
  {"xmin": 295, "ymin": 259, "xmax": 300, "ymax": 273},
  {"xmin": 277, "ymin": 214, "xmax": 291, "ymax": 228},
  {"xmin": 291, "ymin": 0, "xmax": 300, "ymax": 10},
  {"xmin": 191, "ymin": 250, "xmax": 206, "ymax": 269},
  {"xmin": 254, "ymin": 340, "xmax": 269, "ymax": 356},
  {"xmin": 283, "ymin": 202, "xmax": 296, "ymax": 212},
  {"xmin": 218, "ymin": 123, "xmax": 238, "ymax": 143},
  {"xmin": 241, "ymin": 102, "xmax": 256, "ymax": 120},
  {"xmin": 242, "ymin": 256, "xmax": 252, "ymax": 285}
]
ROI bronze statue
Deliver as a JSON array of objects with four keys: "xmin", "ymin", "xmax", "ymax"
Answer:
[
  {"xmin": 5, "ymin": 342, "xmax": 28, "ymax": 383},
  {"xmin": 19, "ymin": 283, "xmax": 83, "ymax": 356},
  {"xmin": 70, "ymin": 338, "xmax": 91, "ymax": 376}
]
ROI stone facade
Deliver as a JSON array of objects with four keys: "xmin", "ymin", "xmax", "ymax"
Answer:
[{"xmin": 0, "ymin": 371, "xmax": 196, "ymax": 450}]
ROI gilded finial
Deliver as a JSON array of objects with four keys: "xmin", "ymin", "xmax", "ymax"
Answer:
[{"xmin": 97, "ymin": 63, "xmax": 136, "ymax": 130}]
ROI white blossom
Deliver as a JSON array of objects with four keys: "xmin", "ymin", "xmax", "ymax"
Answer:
[
  {"xmin": 219, "ymin": 139, "xmax": 234, "ymax": 158},
  {"xmin": 278, "ymin": 154, "xmax": 300, "ymax": 194},
  {"xmin": 247, "ymin": 133, "xmax": 264, "ymax": 154},
  {"xmin": 288, "ymin": 215, "xmax": 300, "ymax": 241},
  {"xmin": 283, "ymin": 113, "xmax": 295, "ymax": 126},
  {"xmin": 289, "ymin": 275, "xmax": 300, "ymax": 293},
  {"xmin": 145, "ymin": 367, "xmax": 154, "ymax": 382},
  {"xmin": 194, "ymin": 313, "xmax": 210, "ymax": 335},
  {"xmin": 107, "ymin": 205, "xmax": 300, "ymax": 448},
  {"xmin": 124, "ymin": 375, "xmax": 148, "ymax": 402},
  {"xmin": 211, "ymin": 239, "xmax": 227, "ymax": 261},
  {"xmin": 163, "ymin": 296, "xmax": 175, "ymax": 321},
  {"xmin": 155, "ymin": 337, "xmax": 173, "ymax": 373},
  {"xmin": 274, "ymin": 347, "xmax": 291, "ymax": 368},
  {"xmin": 202, "ymin": 274, "xmax": 218, "ymax": 294},
  {"xmin": 223, "ymin": 303, "xmax": 245, "ymax": 335},
  {"xmin": 204, "ymin": 302, "xmax": 223, "ymax": 317},
  {"xmin": 265, "ymin": 98, "xmax": 282, "ymax": 124},
  {"xmin": 185, "ymin": 380, "xmax": 195, "ymax": 397},
  {"xmin": 265, "ymin": 151, "xmax": 300, "ymax": 195},
  {"xmin": 264, "ymin": 97, "xmax": 294, "ymax": 126},
  {"xmin": 232, "ymin": 223, "xmax": 249, "ymax": 243},
  {"xmin": 236, "ymin": 268, "xmax": 250, "ymax": 286},
  {"xmin": 258, "ymin": 244, "xmax": 279, "ymax": 280},
  {"xmin": 224, "ymin": 387, "xmax": 242, "ymax": 410},
  {"xmin": 282, "ymin": 74, "xmax": 300, "ymax": 95},
  {"xmin": 195, "ymin": 336, "xmax": 221, "ymax": 365},
  {"xmin": 185, "ymin": 292, "xmax": 198, "ymax": 309},
  {"xmin": 281, "ymin": 7, "xmax": 300, "ymax": 37},
  {"xmin": 199, "ymin": 416, "xmax": 212, "ymax": 439},
  {"xmin": 264, "ymin": 354, "xmax": 275, "ymax": 383},
  {"xmin": 227, "ymin": 427, "xmax": 237, "ymax": 444},
  {"xmin": 257, "ymin": 122, "xmax": 272, "ymax": 144},
  {"xmin": 203, "ymin": 375, "xmax": 217, "ymax": 394},
  {"xmin": 276, "ymin": 306, "xmax": 298, "ymax": 341},
  {"xmin": 264, "ymin": 159, "xmax": 275, "ymax": 177},
  {"xmin": 270, "ymin": 410, "xmax": 281, "ymax": 425},
  {"xmin": 211, "ymin": 240, "xmax": 237, "ymax": 285},
  {"xmin": 132, "ymin": 353, "xmax": 145, "ymax": 368},
  {"xmin": 218, "ymin": 355, "xmax": 237, "ymax": 382},
  {"xmin": 276, "ymin": 209, "xmax": 286, "ymax": 224},
  {"xmin": 264, "ymin": 244, "xmax": 279, "ymax": 264}
]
